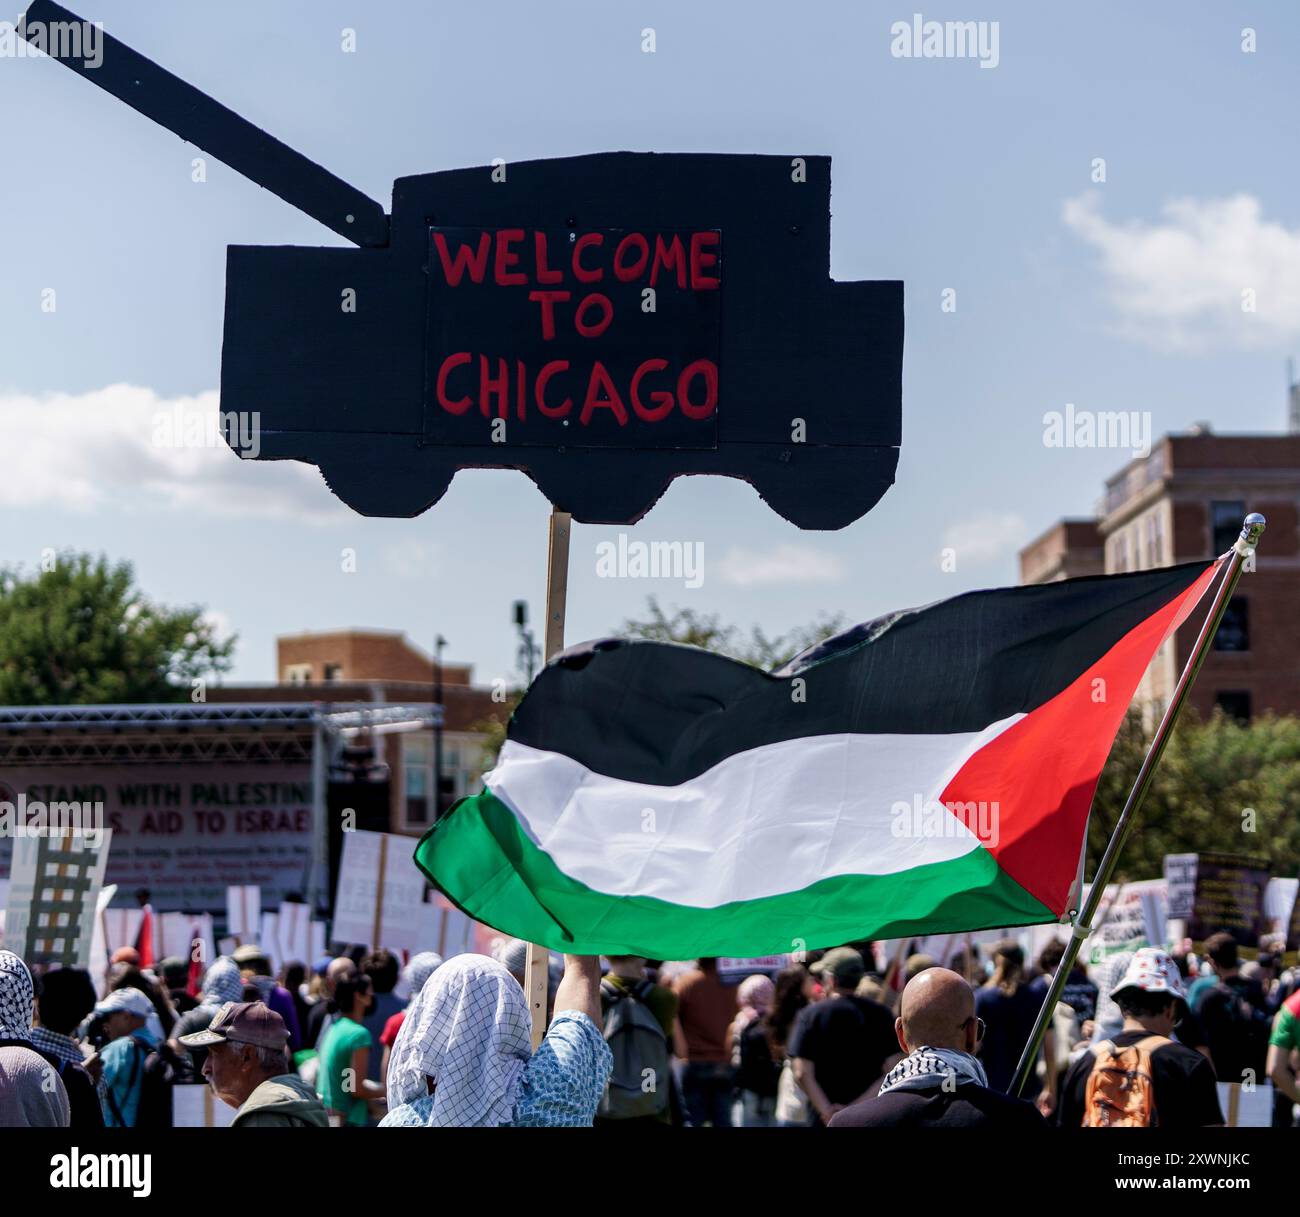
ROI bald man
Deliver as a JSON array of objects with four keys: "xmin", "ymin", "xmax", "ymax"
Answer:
[{"xmin": 830, "ymin": 968, "xmax": 1046, "ymax": 1128}]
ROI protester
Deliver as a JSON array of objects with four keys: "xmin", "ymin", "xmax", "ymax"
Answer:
[
  {"xmin": 108, "ymin": 963, "xmax": 176, "ymax": 1042},
  {"xmin": 381, "ymin": 953, "xmax": 612, "ymax": 1127},
  {"xmin": 170, "ymin": 956, "xmax": 246, "ymax": 1077},
  {"xmin": 304, "ymin": 957, "xmax": 355, "ymax": 1051},
  {"xmin": 1193, "ymin": 932, "xmax": 1272, "ymax": 1122},
  {"xmin": 32, "ymin": 968, "xmax": 103, "ymax": 1129},
  {"xmin": 379, "ymin": 952, "xmax": 443, "ymax": 1085},
  {"xmin": 596, "ymin": 954, "xmax": 677, "ymax": 1125},
  {"xmin": 1029, "ymin": 939, "xmax": 1099, "ymax": 1024},
  {"xmin": 1267, "ymin": 988, "xmax": 1300, "ymax": 1127},
  {"xmin": 728, "ymin": 973, "xmax": 779, "ymax": 1126},
  {"xmin": 975, "ymin": 940, "xmax": 1043, "ymax": 1099},
  {"xmin": 233, "ymin": 945, "xmax": 302, "ymax": 1051},
  {"xmin": 181, "ymin": 1000, "xmax": 328, "ymax": 1127},
  {"xmin": 671, "ymin": 956, "xmax": 738, "ymax": 1127},
  {"xmin": 282, "ymin": 961, "xmax": 312, "ymax": 1041},
  {"xmin": 360, "ymin": 949, "xmax": 405, "ymax": 1083},
  {"xmin": 316, "ymin": 970, "xmax": 383, "ymax": 1126},
  {"xmin": 159, "ymin": 956, "xmax": 199, "ymax": 1015},
  {"xmin": 831, "ymin": 967, "xmax": 1047, "ymax": 1127},
  {"xmin": 789, "ymin": 947, "xmax": 897, "ymax": 1125},
  {"xmin": 1057, "ymin": 948, "xmax": 1222, "ymax": 1128},
  {"xmin": 97, "ymin": 986, "xmax": 177, "ymax": 1127},
  {"xmin": 768, "ymin": 965, "xmax": 813, "ymax": 1126},
  {"xmin": 0, "ymin": 951, "xmax": 70, "ymax": 1127}
]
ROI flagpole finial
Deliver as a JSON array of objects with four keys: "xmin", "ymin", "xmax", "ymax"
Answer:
[{"xmin": 1237, "ymin": 513, "xmax": 1266, "ymax": 555}]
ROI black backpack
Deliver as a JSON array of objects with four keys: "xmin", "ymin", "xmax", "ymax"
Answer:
[
  {"xmin": 1216, "ymin": 980, "xmax": 1270, "ymax": 1075},
  {"xmin": 597, "ymin": 978, "xmax": 671, "ymax": 1120},
  {"xmin": 734, "ymin": 1019, "xmax": 780, "ymax": 1098}
]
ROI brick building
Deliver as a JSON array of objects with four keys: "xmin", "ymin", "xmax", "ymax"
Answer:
[
  {"xmin": 211, "ymin": 629, "xmax": 510, "ymax": 836},
  {"xmin": 1020, "ymin": 428, "xmax": 1300, "ymax": 722}
]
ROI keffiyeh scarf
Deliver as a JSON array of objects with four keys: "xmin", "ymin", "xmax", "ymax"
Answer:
[
  {"xmin": 201, "ymin": 957, "xmax": 245, "ymax": 1007},
  {"xmin": 0, "ymin": 950, "xmax": 35, "ymax": 1041},
  {"xmin": 877, "ymin": 1046, "xmax": 988, "ymax": 1097},
  {"xmin": 402, "ymin": 952, "xmax": 443, "ymax": 999},
  {"xmin": 384, "ymin": 954, "xmax": 531, "ymax": 1127}
]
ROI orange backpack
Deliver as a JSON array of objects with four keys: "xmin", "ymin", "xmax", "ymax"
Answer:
[{"xmin": 1082, "ymin": 1036, "xmax": 1168, "ymax": 1127}]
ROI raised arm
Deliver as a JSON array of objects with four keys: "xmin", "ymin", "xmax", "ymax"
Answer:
[{"xmin": 552, "ymin": 955, "xmax": 602, "ymax": 1026}]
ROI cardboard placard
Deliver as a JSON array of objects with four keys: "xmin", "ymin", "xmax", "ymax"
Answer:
[
  {"xmin": 1163, "ymin": 853, "xmax": 1198, "ymax": 922},
  {"xmin": 3, "ymin": 827, "xmax": 113, "ymax": 969},
  {"xmin": 1082, "ymin": 879, "xmax": 1168, "ymax": 963},
  {"xmin": 227, "ymin": 885, "xmax": 260, "ymax": 937},
  {"xmin": 331, "ymin": 830, "xmax": 428, "ymax": 953},
  {"xmin": 159, "ymin": 912, "xmax": 215, "ymax": 972},
  {"xmin": 172, "ymin": 1084, "xmax": 237, "ymax": 1128},
  {"xmin": 1188, "ymin": 853, "xmax": 1270, "ymax": 948}
]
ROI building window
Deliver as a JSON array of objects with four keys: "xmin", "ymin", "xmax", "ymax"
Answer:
[
  {"xmin": 1214, "ymin": 599, "xmax": 1249, "ymax": 652},
  {"xmin": 402, "ymin": 733, "xmax": 432, "ymax": 827},
  {"xmin": 323, "ymin": 662, "xmax": 342, "ymax": 682},
  {"xmin": 1214, "ymin": 691, "xmax": 1251, "ymax": 722},
  {"xmin": 1145, "ymin": 515, "xmax": 1158, "ymax": 567},
  {"xmin": 1211, "ymin": 500, "xmax": 1245, "ymax": 556},
  {"xmin": 284, "ymin": 663, "xmax": 312, "ymax": 684}
]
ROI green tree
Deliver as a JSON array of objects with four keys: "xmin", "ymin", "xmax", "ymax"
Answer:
[
  {"xmin": 0, "ymin": 553, "xmax": 235, "ymax": 704},
  {"xmin": 1088, "ymin": 710, "xmax": 1300, "ymax": 882},
  {"xmin": 621, "ymin": 596, "xmax": 846, "ymax": 669}
]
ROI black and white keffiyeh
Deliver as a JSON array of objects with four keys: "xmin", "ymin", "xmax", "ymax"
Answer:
[
  {"xmin": 200, "ymin": 957, "xmax": 245, "ymax": 1007},
  {"xmin": 0, "ymin": 950, "xmax": 35, "ymax": 1041},
  {"xmin": 877, "ymin": 1046, "xmax": 988, "ymax": 1097},
  {"xmin": 383, "ymin": 953, "xmax": 531, "ymax": 1127}
]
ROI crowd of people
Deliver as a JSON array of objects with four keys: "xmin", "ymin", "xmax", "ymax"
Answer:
[{"xmin": 1, "ymin": 925, "xmax": 1297, "ymax": 1129}]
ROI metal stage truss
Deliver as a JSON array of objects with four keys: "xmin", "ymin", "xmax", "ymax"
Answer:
[{"xmin": 0, "ymin": 702, "xmax": 441, "ymax": 766}]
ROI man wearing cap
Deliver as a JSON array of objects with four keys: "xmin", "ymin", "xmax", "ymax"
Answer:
[
  {"xmin": 95, "ymin": 986, "xmax": 160, "ymax": 1127},
  {"xmin": 180, "ymin": 1001, "xmax": 327, "ymax": 1128},
  {"xmin": 788, "ymin": 947, "xmax": 897, "ymax": 1126},
  {"xmin": 1056, "ymin": 948, "xmax": 1223, "ymax": 1128}
]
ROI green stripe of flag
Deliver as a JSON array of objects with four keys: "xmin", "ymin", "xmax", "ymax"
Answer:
[{"xmin": 414, "ymin": 788, "xmax": 1056, "ymax": 958}]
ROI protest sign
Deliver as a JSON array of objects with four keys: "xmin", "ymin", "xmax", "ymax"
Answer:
[
  {"xmin": 332, "ymin": 830, "xmax": 428, "ymax": 953},
  {"xmin": 1188, "ymin": 852, "xmax": 1269, "ymax": 949},
  {"xmin": 277, "ymin": 900, "xmax": 311, "ymax": 965},
  {"xmin": 227, "ymin": 885, "xmax": 260, "ymax": 938},
  {"xmin": 1082, "ymin": 878, "xmax": 1168, "ymax": 964},
  {"xmin": 1263, "ymin": 877, "xmax": 1297, "ymax": 937},
  {"xmin": 3, "ymin": 827, "xmax": 113, "ymax": 969},
  {"xmin": 1164, "ymin": 853, "xmax": 1198, "ymax": 922},
  {"xmin": 173, "ymin": 1085, "xmax": 236, "ymax": 1128},
  {"xmin": 159, "ymin": 912, "xmax": 215, "ymax": 971},
  {"xmin": 719, "ymin": 955, "xmax": 790, "ymax": 982}
]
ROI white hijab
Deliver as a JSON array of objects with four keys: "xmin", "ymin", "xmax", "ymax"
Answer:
[{"xmin": 385, "ymin": 954, "xmax": 531, "ymax": 1127}]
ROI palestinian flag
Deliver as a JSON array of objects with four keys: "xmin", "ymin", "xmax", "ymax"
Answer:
[{"xmin": 416, "ymin": 558, "xmax": 1223, "ymax": 958}]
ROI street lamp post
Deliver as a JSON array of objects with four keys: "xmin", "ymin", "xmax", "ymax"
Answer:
[{"xmin": 434, "ymin": 634, "xmax": 446, "ymax": 820}]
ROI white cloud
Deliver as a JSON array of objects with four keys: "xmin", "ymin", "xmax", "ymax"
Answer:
[
  {"xmin": 380, "ymin": 538, "xmax": 442, "ymax": 579},
  {"xmin": 941, "ymin": 511, "xmax": 1027, "ymax": 566},
  {"xmin": 1063, "ymin": 192, "xmax": 1300, "ymax": 350},
  {"xmin": 0, "ymin": 384, "xmax": 345, "ymax": 520},
  {"xmin": 717, "ymin": 543, "xmax": 844, "ymax": 587}
]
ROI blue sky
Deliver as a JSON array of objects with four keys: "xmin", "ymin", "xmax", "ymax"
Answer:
[{"xmin": 2, "ymin": 0, "xmax": 1297, "ymax": 686}]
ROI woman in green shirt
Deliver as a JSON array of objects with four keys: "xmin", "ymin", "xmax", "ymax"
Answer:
[{"xmin": 317, "ymin": 972, "xmax": 383, "ymax": 1126}]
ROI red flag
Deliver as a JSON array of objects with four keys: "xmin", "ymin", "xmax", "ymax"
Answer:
[{"xmin": 135, "ymin": 904, "xmax": 155, "ymax": 969}]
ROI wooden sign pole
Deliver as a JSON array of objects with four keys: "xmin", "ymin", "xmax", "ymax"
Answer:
[{"xmin": 526, "ymin": 508, "xmax": 571, "ymax": 1047}]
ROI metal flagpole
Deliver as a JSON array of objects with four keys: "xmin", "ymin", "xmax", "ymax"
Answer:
[
  {"xmin": 1008, "ymin": 513, "xmax": 1265, "ymax": 1098},
  {"xmin": 525, "ymin": 508, "xmax": 572, "ymax": 1047}
]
